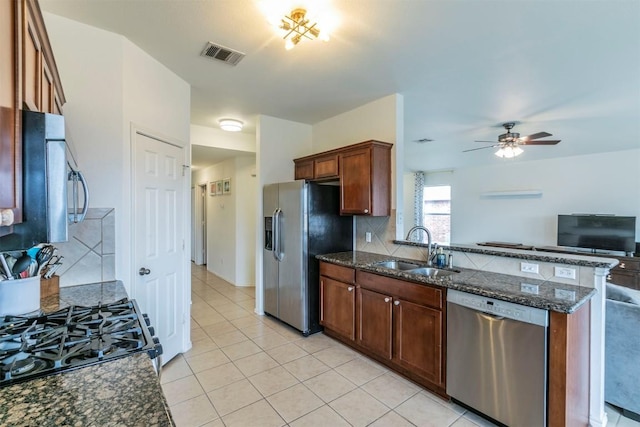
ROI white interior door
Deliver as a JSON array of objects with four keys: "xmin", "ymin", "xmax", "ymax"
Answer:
[{"xmin": 133, "ymin": 131, "xmax": 186, "ymax": 363}]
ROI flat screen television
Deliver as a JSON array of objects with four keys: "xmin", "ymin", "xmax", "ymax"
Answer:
[{"xmin": 557, "ymin": 214, "xmax": 636, "ymax": 253}]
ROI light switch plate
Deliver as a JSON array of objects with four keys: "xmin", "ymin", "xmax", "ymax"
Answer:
[{"xmin": 365, "ymin": 232, "xmax": 372, "ymax": 243}]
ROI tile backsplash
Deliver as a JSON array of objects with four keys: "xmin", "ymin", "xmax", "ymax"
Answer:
[{"xmin": 54, "ymin": 208, "xmax": 115, "ymax": 287}]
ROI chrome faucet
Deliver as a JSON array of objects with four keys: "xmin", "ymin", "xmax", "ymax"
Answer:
[{"xmin": 405, "ymin": 225, "xmax": 436, "ymax": 266}]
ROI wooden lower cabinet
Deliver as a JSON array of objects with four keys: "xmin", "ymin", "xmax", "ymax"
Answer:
[
  {"xmin": 321, "ymin": 263, "xmax": 446, "ymax": 395},
  {"xmin": 319, "ymin": 275, "xmax": 356, "ymax": 342},
  {"xmin": 357, "ymin": 288, "xmax": 393, "ymax": 359},
  {"xmin": 394, "ymin": 298, "xmax": 443, "ymax": 386}
]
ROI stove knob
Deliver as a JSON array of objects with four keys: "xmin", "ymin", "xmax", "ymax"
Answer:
[
  {"xmin": 142, "ymin": 314, "xmax": 151, "ymax": 326},
  {"xmin": 153, "ymin": 337, "xmax": 163, "ymax": 356},
  {"xmin": 148, "ymin": 326, "xmax": 155, "ymax": 336}
]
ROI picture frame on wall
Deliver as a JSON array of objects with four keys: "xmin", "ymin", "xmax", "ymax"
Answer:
[
  {"xmin": 216, "ymin": 180, "xmax": 223, "ymax": 195},
  {"xmin": 209, "ymin": 181, "xmax": 217, "ymax": 196},
  {"xmin": 223, "ymin": 178, "xmax": 231, "ymax": 195}
]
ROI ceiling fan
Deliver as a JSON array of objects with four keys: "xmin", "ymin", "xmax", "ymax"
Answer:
[{"xmin": 464, "ymin": 122, "xmax": 561, "ymax": 158}]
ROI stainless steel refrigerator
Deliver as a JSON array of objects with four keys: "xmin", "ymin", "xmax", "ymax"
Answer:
[{"xmin": 263, "ymin": 180, "xmax": 353, "ymax": 336}]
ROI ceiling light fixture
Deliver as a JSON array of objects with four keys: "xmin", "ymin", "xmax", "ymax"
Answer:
[
  {"xmin": 219, "ymin": 119, "xmax": 243, "ymax": 132},
  {"xmin": 279, "ymin": 8, "xmax": 329, "ymax": 50},
  {"xmin": 494, "ymin": 144, "xmax": 523, "ymax": 158}
]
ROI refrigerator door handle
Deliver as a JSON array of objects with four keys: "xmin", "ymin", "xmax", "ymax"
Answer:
[
  {"xmin": 272, "ymin": 208, "xmax": 283, "ymax": 261},
  {"xmin": 273, "ymin": 208, "xmax": 283, "ymax": 261}
]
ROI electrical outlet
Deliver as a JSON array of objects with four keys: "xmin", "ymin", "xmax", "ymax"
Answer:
[
  {"xmin": 555, "ymin": 289, "xmax": 576, "ymax": 300},
  {"xmin": 365, "ymin": 232, "xmax": 372, "ymax": 243},
  {"xmin": 554, "ymin": 266, "xmax": 576, "ymax": 279},
  {"xmin": 520, "ymin": 262, "xmax": 539, "ymax": 274},
  {"xmin": 521, "ymin": 283, "xmax": 539, "ymax": 294}
]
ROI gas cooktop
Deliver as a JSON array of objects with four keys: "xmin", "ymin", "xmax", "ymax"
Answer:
[{"xmin": 0, "ymin": 298, "xmax": 162, "ymax": 387}]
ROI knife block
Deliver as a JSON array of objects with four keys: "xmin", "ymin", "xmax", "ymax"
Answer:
[{"xmin": 40, "ymin": 275, "xmax": 60, "ymax": 299}]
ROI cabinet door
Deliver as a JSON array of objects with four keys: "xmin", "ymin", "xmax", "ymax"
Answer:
[
  {"xmin": 23, "ymin": 3, "xmax": 42, "ymax": 112},
  {"xmin": 314, "ymin": 154, "xmax": 339, "ymax": 180},
  {"xmin": 320, "ymin": 276, "xmax": 356, "ymax": 341},
  {"xmin": 340, "ymin": 148, "xmax": 371, "ymax": 215},
  {"xmin": 357, "ymin": 288, "xmax": 393, "ymax": 359},
  {"xmin": 0, "ymin": 0, "xmax": 22, "ymax": 231},
  {"xmin": 294, "ymin": 159, "xmax": 314, "ymax": 180},
  {"xmin": 394, "ymin": 298, "xmax": 443, "ymax": 386},
  {"xmin": 41, "ymin": 59, "xmax": 54, "ymax": 113}
]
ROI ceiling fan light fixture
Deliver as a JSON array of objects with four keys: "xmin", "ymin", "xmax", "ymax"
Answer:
[
  {"xmin": 495, "ymin": 145, "xmax": 523, "ymax": 158},
  {"xmin": 219, "ymin": 119, "xmax": 243, "ymax": 132}
]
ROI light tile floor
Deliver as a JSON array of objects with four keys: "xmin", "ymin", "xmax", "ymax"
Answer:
[{"xmin": 161, "ymin": 264, "xmax": 639, "ymax": 427}]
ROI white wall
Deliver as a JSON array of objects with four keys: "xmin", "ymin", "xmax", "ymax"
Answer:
[
  {"xmin": 44, "ymin": 13, "xmax": 191, "ymax": 293},
  {"xmin": 441, "ymin": 149, "xmax": 640, "ymax": 246},
  {"xmin": 192, "ymin": 155, "xmax": 257, "ymax": 286}
]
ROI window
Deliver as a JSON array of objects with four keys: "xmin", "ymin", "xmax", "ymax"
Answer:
[{"xmin": 423, "ymin": 185, "xmax": 451, "ymax": 244}]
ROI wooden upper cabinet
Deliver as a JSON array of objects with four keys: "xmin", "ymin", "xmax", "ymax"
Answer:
[
  {"xmin": 23, "ymin": 3, "xmax": 42, "ymax": 112},
  {"xmin": 0, "ymin": 0, "xmax": 65, "ymax": 234},
  {"xmin": 293, "ymin": 140, "xmax": 392, "ymax": 216},
  {"xmin": 0, "ymin": 0, "xmax": 22, "ymax": 232},
  {"xmin": 340, "ymin": 141, "xmax": 391, "ymax": 216},
  {"xmin": 23, "ymin": 0, "xmax": 65, "ymax": 114}
]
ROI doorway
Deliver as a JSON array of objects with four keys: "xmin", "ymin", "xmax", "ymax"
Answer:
[{"xmin": 193, "ymin": 183, "xmax": 207, "ymax": 265}]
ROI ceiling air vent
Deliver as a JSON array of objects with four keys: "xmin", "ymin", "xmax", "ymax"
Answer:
[{"xmin": 200, "ymin": 42, "xmax": 245, "ymax": 66}]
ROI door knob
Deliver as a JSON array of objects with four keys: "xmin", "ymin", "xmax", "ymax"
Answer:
[
  {"xmin": 139, "ymin": 268, "xmax": 151, "ymax": 276},
  {"xmin": 394, "ymin": 301, "xmax": 400, "ymax": 306},
  {"xmin": 384, "ymin": 297, "xmax": 391, "ymax": 303},
  {"xmin": 347, "ymin": 286, "xmax": 354, "ymax": 292}
]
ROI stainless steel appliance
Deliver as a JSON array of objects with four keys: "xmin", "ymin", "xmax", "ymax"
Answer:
[
  {"xmin": 0, "ymin": 298, "xmax": 163, "ymax": 387},
  {"xmin": 447, "ymin": 289, "xmax": 549, "ymax": 426},
  {"xmin": 263, "ymin": 181, "xmax": 353, "ymax": 335},
  {"xmin": 0, "ymin": 111, "xmax": 89, "ymax": 251}
]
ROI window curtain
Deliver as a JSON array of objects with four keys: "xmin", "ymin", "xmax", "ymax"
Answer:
[{"xmin": 413, "ymin": 172, "xmax": 424, "ymax": 226}]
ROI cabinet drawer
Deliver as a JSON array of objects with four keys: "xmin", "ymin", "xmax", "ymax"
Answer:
[
  {"xmin": 314, "ymin": 154, "xmax": 339, "ymax": 179},
  {"xmin": 357, "ymin": 271, "xmax": 443, "ymax": 310},
  {"xmin": 320, "ymin": 262, "xmax": 355, "ymax": 284}
]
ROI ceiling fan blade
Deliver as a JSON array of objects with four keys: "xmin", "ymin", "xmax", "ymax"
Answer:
[
  {"xmin": 522, "ymin": 132, "xmax": 552, "ymax": 140},
  {"xmin": 463, "ymin": 145, "xmax": 499, "ymax": 153},
  {"xmin": 473, "ymin": 140, "xmax": 497, "ymax": 143},
  {"xmin": 521, "ymin": 140, "xmax": 561, "ymax": 145}
]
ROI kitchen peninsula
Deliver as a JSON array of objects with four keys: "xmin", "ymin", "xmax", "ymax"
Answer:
[
  {"xmin": 0, "ymin": 282, "xmax": 174, "ymax": 426},
  {"xmin": 318, "ymin": 247, "xmax": 616, "ymax": 427}
]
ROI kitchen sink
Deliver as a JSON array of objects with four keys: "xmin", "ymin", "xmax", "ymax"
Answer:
[
  {"xmin": 375, "ymin": 260, "xmax": 425, "ymax": 271},
  {"xmin": 408, "ymin": 267, "xmax": 458, "ymax": 278}
]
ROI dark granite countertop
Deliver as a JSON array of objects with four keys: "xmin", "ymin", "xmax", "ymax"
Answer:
[
  {"xmin": 0, "ymin": 281, "xmax": 174, "ymax": 426},
  {"xmin": 317, "ymin": 251, "xmax": 598, "ymax": 313},
  {"xmin": 0, "ymin": 353, "xmax": 172, "ymax": 427}
]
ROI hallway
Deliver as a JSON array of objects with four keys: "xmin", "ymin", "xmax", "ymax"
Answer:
[{"xmin": 160, "ymin": 264, "xmax": 634, "ymax": 427}]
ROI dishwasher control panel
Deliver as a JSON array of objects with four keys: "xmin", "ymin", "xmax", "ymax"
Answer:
[{"xmin": 448, "ymin": 289, "xmax": 548, "ymax": 327}]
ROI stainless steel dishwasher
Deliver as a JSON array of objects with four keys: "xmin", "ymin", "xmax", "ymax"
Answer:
[{"xmin": 446, "ymin": 289, "xmax": 549, "ymax": 427}]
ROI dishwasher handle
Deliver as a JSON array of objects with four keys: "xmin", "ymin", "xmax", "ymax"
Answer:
[{"xmin": 478, "ymin": 312, "xmax": 505, "ymax": 321}]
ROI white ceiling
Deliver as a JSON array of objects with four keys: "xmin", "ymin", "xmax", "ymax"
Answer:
[{"xmin": 40, "ymin": 0, "xmax": 640, "ymax": 172}]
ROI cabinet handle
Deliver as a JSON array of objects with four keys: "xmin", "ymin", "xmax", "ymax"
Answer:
[
  {"xmin": 607, "ymin": 274, "xmax": 612, "ymax": 281},
  {"xmin": 384, "ymin": 297, "xmax": 390, "ymax": 303},
  {"xmin": 620, "ymin": 263, "xmax": 626, "ymax": 269},
  {"xmin": 363, "ymin": 209, "xmax": 369, "ymax": 214},
  {"xmin": 348, "ymin": 286, "xmax": 354, "ymax": 292},
  {"xmin": 394, "ymin": 301, "xmax": 400, "ymax": 306}
]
